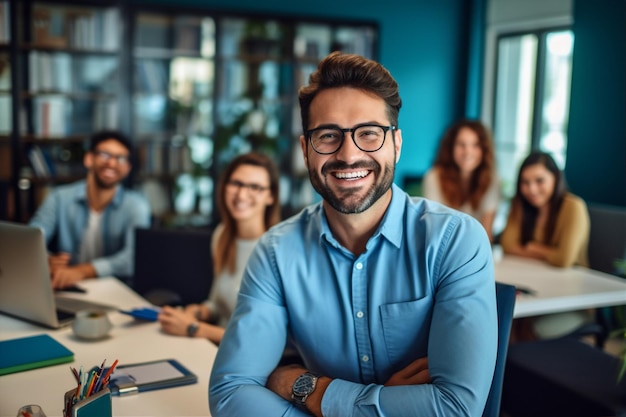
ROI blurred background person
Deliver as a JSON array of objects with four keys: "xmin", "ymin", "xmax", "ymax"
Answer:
[
  {"xmin": 158, "ymin": 152, "xmax": 280, "ymax": 344},
  {"xmin": 500, "ymin": 150, "xmax": 589, "ymax": 267},
  {"xmin": 29, "ymin": 130, "xmax": 150, "ymax": 289},
  {"xmin": 501, "ymin": 151, "xmax": 591, "ymax": 340},
  {"xmin": 423, "ymin": 119, "xmax": 500, "ymax": 242}
]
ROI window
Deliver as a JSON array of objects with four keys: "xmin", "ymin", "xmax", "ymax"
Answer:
[{"xmin": 492, "ymin": 28, "xmax": 574, "ymax": 197}]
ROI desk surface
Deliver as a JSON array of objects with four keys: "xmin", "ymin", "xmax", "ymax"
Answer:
[
  {"xmin": 495, "ymin": 256, "xmax": 626, "ymax": 318},
  {"xmin": 0, "ymin": 277, "xmax": 216, "ymax": 417}
]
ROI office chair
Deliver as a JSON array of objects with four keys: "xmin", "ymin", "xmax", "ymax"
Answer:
[
  {"xmin": 133, "ymin": 227, "xmax": 214, "ymax": 306},
  {"xmin": 482, "ymin": 282, "xmax": 517, "ymax": 417},
  {"xmin": 502, "ymin": 336, "xmax": 626, "ymax": 416}
]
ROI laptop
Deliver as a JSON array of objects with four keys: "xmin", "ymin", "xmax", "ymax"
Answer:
[{"xmin": 0, "ymin": 221, "xmax": 114, "ymax": 329}]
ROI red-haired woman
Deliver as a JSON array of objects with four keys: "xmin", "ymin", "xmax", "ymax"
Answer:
[{"xmin": 423, "ymin": 119, "xmax": 500, "ymax": 241}]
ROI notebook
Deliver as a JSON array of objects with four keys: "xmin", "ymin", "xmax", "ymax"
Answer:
[
  {"xmin": 0, "ymin": 221, "xmax": 114, "ymax": 329},
  {"xmin": 0, "ymin": 334, "xmax": 74, "ymax": 375}
]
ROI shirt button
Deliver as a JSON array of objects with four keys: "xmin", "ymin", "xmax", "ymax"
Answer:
[
  {"xmin": 356, "ymin": 263, "xmax": 363, "ymax": 270},
  {"xmin": 362, "ymin": 355, "xmax": 369, "ymax": 362},
  {"xmin": 356, "ymin": 311, "xmax": 364, "ymax": 318}
]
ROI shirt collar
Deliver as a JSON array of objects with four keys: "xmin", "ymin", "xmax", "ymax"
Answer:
[
  {"xmin": 70, "ymin": 180, "xmax": 124, "ymax": 208},
  {"xmin": 317, "ymin": 183, "xmax": 406, "ymax": 250}
]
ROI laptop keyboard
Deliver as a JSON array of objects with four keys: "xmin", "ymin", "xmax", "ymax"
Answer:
[
  {"xmin": 54, "ymin": 296, "xmax": 115, "ymax": 313},
  {"xmin": 56, "ymin": 309, "xmax": 74, "ymax": 322}
]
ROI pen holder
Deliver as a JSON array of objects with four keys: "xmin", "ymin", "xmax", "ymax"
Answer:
[{"xmin": 63, "ymin": 387, "xmax": 112, "ymax": 417}]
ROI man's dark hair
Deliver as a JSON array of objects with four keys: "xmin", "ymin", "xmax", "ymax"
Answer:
[
  {"xmin": 89, "ymin": 130, "xmax": 133, "ymax": 155},
  {"xmin": 298, "ymin": 52, "xmax": 402, "ymax": 133}
]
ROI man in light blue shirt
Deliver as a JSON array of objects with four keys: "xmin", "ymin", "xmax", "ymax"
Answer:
[
  {"xmin": 29, "ymin": 130, "xmax": 150, "ymax": 289},
  {"xmin": 209, "ymin": 52, "xmax": 497, "ymax": 416}
]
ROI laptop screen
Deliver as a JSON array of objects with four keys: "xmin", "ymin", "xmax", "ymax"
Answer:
[{"xmin": 0, "ymin": 221, "xmax": 62, "ymax": 328}]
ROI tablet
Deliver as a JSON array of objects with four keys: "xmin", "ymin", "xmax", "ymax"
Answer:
[{"xmin": 107, "ymin": 358, "xmax": 197, "ymax": 396}]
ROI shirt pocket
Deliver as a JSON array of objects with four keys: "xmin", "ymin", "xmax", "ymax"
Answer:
[{"xmin": 379, "ymin": 297, "xmax": 433, "ymax": 365}]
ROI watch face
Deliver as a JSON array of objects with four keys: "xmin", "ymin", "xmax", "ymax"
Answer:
[{"xmin": 293, "ymin": 374, "xmax": 315, "ymax": 396}]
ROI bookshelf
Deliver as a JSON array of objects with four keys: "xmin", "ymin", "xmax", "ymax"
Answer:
[
  {"xmin": 2, "ymin": 0, "xmax": 122, "ymax": 222},
  {"xmin": 2, "ymin": 1, "xmax": 378, "ymax": 225},
  {"xmin": 0, "ymin": 0, "xmax": 10, "ymax": 220},
  {"xmin": 131, "ymin": 11, "xmax": 215, "ymax": 226},
  {"xmin": 128, "ymin": 6, "xmax": 377, "ymax": 226}
]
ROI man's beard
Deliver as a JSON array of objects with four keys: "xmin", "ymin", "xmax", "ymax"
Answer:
[
  {"xmin": 308, "ymin": 153, "xmax": 395, "ymax": 214},
  {"xmin": 93, "ymin": 170, "xmax": 122, "ymax": 190}
]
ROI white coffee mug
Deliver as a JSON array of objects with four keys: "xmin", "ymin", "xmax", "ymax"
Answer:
[{"xmin": 72, "ymin": 310, "xmax": 112, "ymax": 340}]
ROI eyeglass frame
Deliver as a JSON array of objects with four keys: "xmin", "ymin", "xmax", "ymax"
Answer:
[
  {"xmin": 225, "ymin": 179, "xmax": 271, "ymax": 194},
  {"xmin": 304, "ymin": 124, "xmax": 397, "ymax": 155},
  {"xmin": 92, "ymin": 150, "xmax": 131, "ymax": 165}
]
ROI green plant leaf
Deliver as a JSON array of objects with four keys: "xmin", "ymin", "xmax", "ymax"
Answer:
[{"xmin": 619, "ymin": 356, "xmax": 626, "ymax": 382}]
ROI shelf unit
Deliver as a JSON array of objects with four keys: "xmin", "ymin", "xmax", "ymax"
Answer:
[
  {"xmin": 1, "ymin": 0, "xmax": 378, "ymax": 226},
  {"xmin": 130, "ymin": 10, "xmax": 216, "ymax": 226},
  {"xmin": 2, "ymin": 0, "xmax": 123, "ymax": 223},
  {"xmin": 0, "ymin": 1, "xmax": 12, "ymax": 220}
]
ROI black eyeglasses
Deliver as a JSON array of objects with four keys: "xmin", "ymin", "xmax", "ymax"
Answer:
[
  {"xmin": 305, "ymin": 124, "xmax": 396, "ymax": 155},
  {"xmin": 93, "ymin": 150, "xmax": 130, "ymax": 165},
  {"xmin": 226, "ymin": 179, "xmax": 270, "ymax": 194}
]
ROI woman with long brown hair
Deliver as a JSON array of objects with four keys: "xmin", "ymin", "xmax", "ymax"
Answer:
[
  {"xmin": 423, "ymin": 119, "xmax": 500, "ymax": 241},
  {"xmin": 502, "ymin": 151, "xmax": 590, "ymax": 340},
  {"xmin": 501, "ymin": 151, "xmax": 589, "ymax": 267},
  {"xmin": 158, "ymin": 152, "xmax": 280, "ymax": 344}
]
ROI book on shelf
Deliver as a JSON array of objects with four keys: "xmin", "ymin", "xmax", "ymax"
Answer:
[
  {"xmin": 33, "ymin": 95, "xmax": 71, "ymax": 137},
  {"xmin": 31, "ymin": 4, "xmax": 119, "ymax": 51},
  {"xmin": 93, "ymin": 100, "xmax": 119, "ymax": 131},
  {"xmin": 0, "ymin": 95, "xmax": 10, "ymax": 134},
  {"xmin": 32, "ymin": 6, "xmax": 68, "ymax": 48},
  {"xmin": 0, "ymin": 140, "xmax": 10, "ymax": 179},
  {"xmin": 0, "ymin": 2, "xmax": 9, "ymax": 43},
  {"xmin": 28, "ymin": 146, "xmax": 56, "ymax": 178},
  {"xmin": 136, "ymin": 14, "xmax": 172, "ymax": 51},
  {"xmin": 28, "ymin": 146, "xmax": 48, "ymax": 178},
  {"xmin": 28, "ymin": 52, "xmax": 72, "ymax": 93},
  {"xmin": 0, "ymin": 54, "xmax": 9, "ymax": 90}
]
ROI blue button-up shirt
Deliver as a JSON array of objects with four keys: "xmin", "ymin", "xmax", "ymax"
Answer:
[
  {"xmin": 29, "ymin": 180, "xmax": 151, "ymax": 278},
  {"xmin": 210, "ymin": 184, "xmax": 497, "ymax": 417}
]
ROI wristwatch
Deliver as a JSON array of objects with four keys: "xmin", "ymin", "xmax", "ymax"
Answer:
[
  {"xmin": 186, "ymin": 322, "xmax": 199, "ymax": 337},
  {"xmin": 291, "ymin": 372, "xmax": 318, "ymax": 411}
]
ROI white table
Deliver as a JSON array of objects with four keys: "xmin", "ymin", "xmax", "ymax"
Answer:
[
  {"xmin": 495, "ymin": 255, "xmax": 626, "ymax": 318},
  {"xmin": 0, "ymin": 277, "xmax": 217, "ymax": 417}
]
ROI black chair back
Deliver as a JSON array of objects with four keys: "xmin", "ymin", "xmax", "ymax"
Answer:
[
  {"xmin": 482, "ymin": 282, "xmax": 516, "ymax": 417},
  {"xmin": 133, "ymin": 227, "xmax": 213, "ymax": 306}
]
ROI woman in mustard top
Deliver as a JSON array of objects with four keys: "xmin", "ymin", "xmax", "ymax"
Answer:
[
  {"xmin": 501, "ymin": 151, "xmax": 589, "ymax": 267},
  {"xmin": 501, "ymin": 151, "xmax": 591, "ymax": 340}
]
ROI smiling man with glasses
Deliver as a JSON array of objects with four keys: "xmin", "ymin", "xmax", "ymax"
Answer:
[
  {"xmin": 29, "ymin": 130, "xmax": 150, "ymax": 289},
  {"xmin": 210, "ymin": 52, "xmax": 497, "ymax": 417}
]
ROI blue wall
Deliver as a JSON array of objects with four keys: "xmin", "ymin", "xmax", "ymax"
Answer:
[
  {"xmin": 132, "ymin": 0, "xmax": 474, "ymax": 185},
  {"xmin": 567, "ymin": 0, "xmax": 625, "ymax": 207}
]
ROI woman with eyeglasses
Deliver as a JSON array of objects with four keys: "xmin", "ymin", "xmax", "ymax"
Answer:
[
  {"xmin": 158, "ymin": 152, "xmax": 281, "ymax": 343},
  {"xmin": 423, "ymin": 119, "xmax": 500, "ymax": 242}
]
